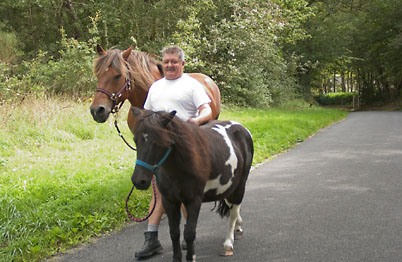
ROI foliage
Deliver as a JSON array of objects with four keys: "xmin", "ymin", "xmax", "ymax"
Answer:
[
  {"xmin": 2, "ymin": 0, "xmax": 401, "ymax": 105},
  {"xmin": 0, "ymin": 97, "xmax": 347, "ymax": 261},
  {"xmin": 314, "ymin": 92, "xmax": 358, "ymax": 106},
  {"xmin": 0, "ymin": 29, "xmax": 21, "ymax": 64},
  {"xmin": 0, "ymin": 13, "xmax": 101, "ymax": 102},
  {"xmin": 295, "ymin": 0, "xmax": 402, "ymax": 104},
  {"xmin": 0, "ymin": 0, "xmax": 313, "ymax": 107},
  {"xmin": 170, "ymin": 0, "xmax": 312, "ymax": 106}
]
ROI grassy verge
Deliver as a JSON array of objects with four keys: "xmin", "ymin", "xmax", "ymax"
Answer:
[{"xmin": 0, "ymin": 97, "xmax": 347, "ymax": 261}]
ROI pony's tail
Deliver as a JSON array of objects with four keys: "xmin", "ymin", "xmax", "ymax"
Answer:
[{"xmin": 214, "ymin": 200, "xmax": 231, "ymax": 218}]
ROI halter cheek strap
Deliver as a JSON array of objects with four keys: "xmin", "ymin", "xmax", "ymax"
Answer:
[
  {"xmin": 135, "ymin": 147, "xmax": 172, "ymax": 174},
  {"xmin": 95, "ymin": 77, "xmax": 131, "ymax": 114}
]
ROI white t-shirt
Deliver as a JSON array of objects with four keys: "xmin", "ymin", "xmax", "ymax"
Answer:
[{"xmin": 144, "ymin": 73, "xmax": 211, "ymax": 121}]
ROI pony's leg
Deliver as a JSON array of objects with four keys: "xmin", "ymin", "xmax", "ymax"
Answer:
[
  {"xmin": 234, "ymin": 209, "xmax": 243, "ymax": 240},
  {"xmin": 163, "ymin": 199, "xmax": 182, "ymax": 262},
  {"xmin": 183, "ymin": 199, "xmax": 202, "ymax": 262},
  {"xmin": 221, "ymin": 203, "xmax": 241, "ymax": 257}
]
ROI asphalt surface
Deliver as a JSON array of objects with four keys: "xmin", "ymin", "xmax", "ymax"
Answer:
[{"xmin": 49, "ymin": 111, "xmax": 402, "ymax": 262}]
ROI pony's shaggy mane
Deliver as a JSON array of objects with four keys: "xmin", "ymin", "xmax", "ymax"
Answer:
[{"xmin": 93, "ymin": 49, "xmax": 163, "ymax": 91}]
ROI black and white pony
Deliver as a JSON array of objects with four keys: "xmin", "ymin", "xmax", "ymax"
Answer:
[{"xmin": 131, "ymin": 107, "xmax": 254, "ymax": 262}]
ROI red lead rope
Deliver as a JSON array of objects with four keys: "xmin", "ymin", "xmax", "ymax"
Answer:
[{"xmin": 125, "ymin": 176, "xmax": 157, "ymax": 222}]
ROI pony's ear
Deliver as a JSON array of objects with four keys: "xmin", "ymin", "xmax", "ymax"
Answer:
[
  {"xmin": 122, "ymin": 46, "xmax": 133, "ymax": 61},
  {"xmin": 96, "ymin": 44, "xmax": 106, "ymax": 56},
  {"xmin": 162, "ymin": 110, "xmax": 177, "ymax": 127},
  {"xmin": 131, "ymin": 107, "xmax": 142, "ymax": 118}
]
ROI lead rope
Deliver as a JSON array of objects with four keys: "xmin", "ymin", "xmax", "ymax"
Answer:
[
  {"xmin": 113, "ymin": 109, "xmax": 158, "ymax": 222},
  {"xmin": 125, "ymin": 176, "xmax": 158, "ymax": 222},
  {"xmin": 114, "ymin": 120, "xmax": 137, "ymax": 151}
]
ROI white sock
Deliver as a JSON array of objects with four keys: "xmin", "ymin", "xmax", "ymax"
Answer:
[{"xmin": 147, "ymin": 224, "xmax": 159, "ymax": 232}]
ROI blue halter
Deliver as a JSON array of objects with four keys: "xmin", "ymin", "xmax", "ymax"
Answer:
[{"xmin": 135, "ymin": 147, "xmax": 172, "ymax": 174}]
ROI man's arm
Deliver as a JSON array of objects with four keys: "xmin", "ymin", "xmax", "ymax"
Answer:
[{"xmin": 189, "ymin": 103, "xmax": 212, "ymax": 126}]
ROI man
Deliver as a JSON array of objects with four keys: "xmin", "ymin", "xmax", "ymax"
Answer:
[{"xmin": 135, "ymin": 46, "xmax": 213, "ymax": 259}]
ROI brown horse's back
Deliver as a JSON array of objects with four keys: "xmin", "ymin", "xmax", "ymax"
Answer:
[
  {"xmin": 188, "ymin": 73, "xmax": 221, "ymax": 120},
  {"xmin": 128, "ymin": 72, "xmax": 221, "ymax": 133}
]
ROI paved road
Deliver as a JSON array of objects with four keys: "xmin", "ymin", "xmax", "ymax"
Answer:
[{"xmin": 50, "ymin": 111, "xmax": 402, "ymax": 262}]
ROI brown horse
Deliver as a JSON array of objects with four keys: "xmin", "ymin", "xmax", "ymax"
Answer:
[{"xmin": 90, "ymin": 45, "xmax": 221, "ymax": 133}]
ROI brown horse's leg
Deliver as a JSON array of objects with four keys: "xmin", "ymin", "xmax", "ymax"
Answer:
[
  {"xmin": 163, "ymin": 199, "xmax": 182, "ymax": 262},
  {"xmin": 183, "ymin": 198, "xmax": 202, "ymax": 262}
]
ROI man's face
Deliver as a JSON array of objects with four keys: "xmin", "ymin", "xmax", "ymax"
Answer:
[{"xmin": 163, "ymin": 53, "xmax": 184, "ymax": 80}]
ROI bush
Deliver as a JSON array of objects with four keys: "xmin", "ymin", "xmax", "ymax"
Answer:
[
  {"xmin": 0, "ymin": 13, "xmax": 100, "ymax": 102},
  {"xmin": 171, "ymin": 0, "xmax": 307, "ymax": 107},
  {"xmin": 0, "ymin": 30, "xmax": 22, "ymax": 64},
  {"xmin": 314, "ymin": 92, "xmax": 358, "ymax": 106}
]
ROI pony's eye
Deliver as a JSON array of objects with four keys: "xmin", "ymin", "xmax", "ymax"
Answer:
[{"xmin": 114, "ymin": 74, "xmax": 122, "ymax": 80}]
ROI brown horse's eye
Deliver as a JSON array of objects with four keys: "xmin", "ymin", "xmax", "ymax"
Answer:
[{"xmin": 114, "ymin": 74, "xmax": 122, "ymax": 80}]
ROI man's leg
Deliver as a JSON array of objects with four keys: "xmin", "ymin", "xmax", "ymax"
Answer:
[{"xmin": 135, "ymin": 186, "xmax": 165, "ymax": 259}]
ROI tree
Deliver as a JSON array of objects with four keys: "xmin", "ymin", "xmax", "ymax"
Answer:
[{"xmin": 297, "ymin": 0, "xmax": 402, "ymax": 104}]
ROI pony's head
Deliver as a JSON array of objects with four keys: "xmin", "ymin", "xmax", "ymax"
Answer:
[
  {"xmin": 90, "ymin": 45, "xmax": 133, "ymax": 123},
  {"xmin": 131, "ymin": 107, "xmax": 177, "ymax": 190}
]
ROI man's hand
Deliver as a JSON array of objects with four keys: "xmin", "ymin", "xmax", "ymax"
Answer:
[{"xmin": 188, "ymin": 103, "xmax": 212, "ymax": 126}]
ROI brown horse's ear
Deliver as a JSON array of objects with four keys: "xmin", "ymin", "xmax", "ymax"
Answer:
[
  {"xmin": 162, "ymin": 110, "xmax": 177, "ymax": 127},
  {"xmin": 122, "ymin": 46, "xmax": 133, "ymax": 61},
  {"xmin": 96, "ymin": 44, "xmax": 106, "ymax": 56},
  {"xmin": 131, "ymin": 107, "xmax": 142, "ymax": 118}
]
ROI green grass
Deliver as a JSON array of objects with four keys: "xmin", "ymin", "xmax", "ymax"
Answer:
[
  {"xmin": 220, "ymin": 105, "xmax": 347, "ymax": 163},
  {"xmin": 0, "ymin": 97, "xmax": 347, "ymax": 261}
]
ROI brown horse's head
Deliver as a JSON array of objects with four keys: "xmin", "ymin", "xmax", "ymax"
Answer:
[{"xmin": 90, "ymin": 45, "xmax": 133, "ymax": 123}]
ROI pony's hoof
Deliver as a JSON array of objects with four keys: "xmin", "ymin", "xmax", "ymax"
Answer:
[
  {"xmin": 234, "ymin": 229, "xmax": 243, "ymax": 240},
  {"xmin": 186, "ymin": 254, "xmax": 197, "ymax": 261},
  {"xmin": 220, "ymin": 246, "xmax": 234, "ymax": 257}
]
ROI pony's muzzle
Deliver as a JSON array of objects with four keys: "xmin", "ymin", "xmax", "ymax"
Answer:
[{"xmin": 132, "ymin": 169, "xmax": 152, "ymax": 190}]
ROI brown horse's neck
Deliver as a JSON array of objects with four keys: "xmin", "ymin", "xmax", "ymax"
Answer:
[
  {"xmin": 126, "ymin": 63, "xmax": 163, "ymax": 133},
  {"xmin": 127, "ymin": 62, "xmax": 163, "ymax": 108}
]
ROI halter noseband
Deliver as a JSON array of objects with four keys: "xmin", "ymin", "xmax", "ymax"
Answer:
[{"xmin": 135, "ymin": 147, "xmax": 172, "ymax": 175}]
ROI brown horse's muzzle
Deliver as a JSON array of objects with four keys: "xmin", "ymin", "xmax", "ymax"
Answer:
[{"xmin": 90, "ymin": 103, "xmax": 112, "ymax": 123}]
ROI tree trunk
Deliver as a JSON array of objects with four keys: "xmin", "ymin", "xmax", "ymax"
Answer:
[
  {"xmin": 350, "ymin": 72, "xmax": 354, "ymax": 92},
  {"xmin": 333, "ymin": 70, "xmax": 336, "ymax": 92},
  {"xmin": 341, "ymin": 71, "xmax": 346, "ymax": 92}
]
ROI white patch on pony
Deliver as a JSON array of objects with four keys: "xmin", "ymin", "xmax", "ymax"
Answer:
[
  {"xmin": 143, "ymin": 133, "xmax": 149, "ymax": 142},
  {"xmin": 212, "ymin": 122, "xmax": 239, "ymax": 175},
  {"xmin": 204, "ymin": 122, "xmax": 240, "ymax": 194},
  {"xmin": 105, "ymin": 67, "xmax": 109, "ymax": 72},
  {"xmin": 204, "ymin": 175, "xmax": 232, "ymax": 194}
]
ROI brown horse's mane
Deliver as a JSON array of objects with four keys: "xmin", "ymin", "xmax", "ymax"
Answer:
[
  {"xmin": 93, "ymin": 48, "xmax": 163, "ymax": 91},
  {"xmin": 136, "ymin": 111, "xmax": 211, "ymax": 180}
]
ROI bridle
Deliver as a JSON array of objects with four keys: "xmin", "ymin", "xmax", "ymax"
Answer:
[
  {"xmin": 95, "ymin": 76, "xmax": 131, "ymax": 114},
  {"xmin": 95, "ymin": 65, "xmax": 137, "ymax": 151},
  {"xmin": 125, "ymin": 147, "xmax": 172, "ymax": 222},
  {"xmin": 136, "ymin": 147, "xmax": 172, "ymax": 180}
]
